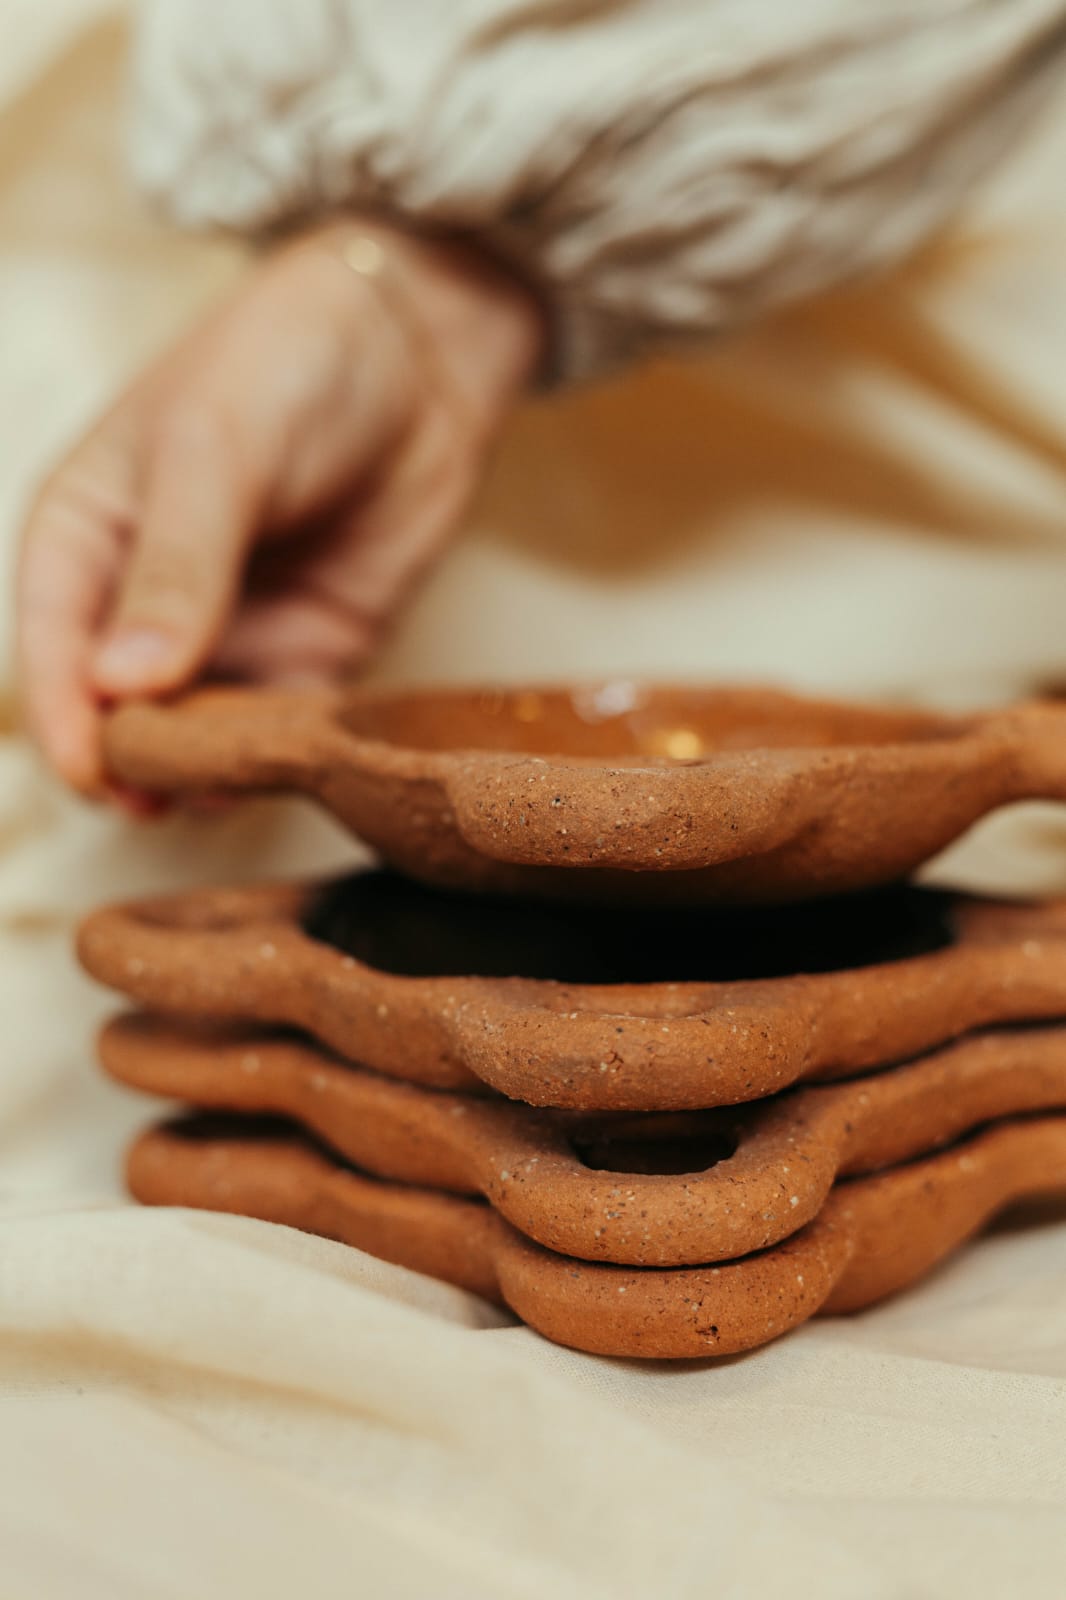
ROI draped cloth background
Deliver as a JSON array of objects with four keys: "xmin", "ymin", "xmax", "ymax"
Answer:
[{"xmin": 3, "ymin": 6, "xmax": 1066, "ymax": 1594}]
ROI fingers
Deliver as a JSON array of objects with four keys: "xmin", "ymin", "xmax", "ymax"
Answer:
[
  {"xmin": 213, "ymin": 413, "xmax": 475, "ymax": 688},
  {"xmin": 19, "ymin": 384, "xmax": 263, "ymax": 794},
  {"xmin": 17, "ymin": 462, "xmax": 128, "ymax": 791},
  {"xmin": 304, "ymin": 406, "xmax": 477, "ymax": 631},
  {"xmin": 92, "ymin": 403, "xmax": 258, "ymax": 697},
  {"xmin": 211, "ymin": 591, "xmax": 376, "ymax": 684}
]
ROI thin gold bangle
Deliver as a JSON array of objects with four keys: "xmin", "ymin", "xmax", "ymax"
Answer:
[
  {"xmin": 335, "ymin": 234, "xmax": 388, "ymax": 280},
  {"xmin": 324, "ymin": 226, "xmax": 435, "ymax": 366}
]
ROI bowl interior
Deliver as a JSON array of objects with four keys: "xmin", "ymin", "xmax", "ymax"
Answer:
[{"xmin": 337, "ymin": 683, "xmax": 965, "ymax": 762}]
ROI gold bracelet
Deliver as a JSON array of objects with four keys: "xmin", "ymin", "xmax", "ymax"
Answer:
[
  {"xmin": 324, "ymin": 225, "xmax": 446, "ymax": 397},
  {"xmin": 322, "ymin": 224, "xmax": 489, "ymax": 431},
  {"xmin": 335, "ymin": 233, "xmax": 388, "ymax": 281}
]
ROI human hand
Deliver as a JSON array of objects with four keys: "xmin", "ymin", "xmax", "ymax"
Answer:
[{"xmin": 17, "ymin": 218, "xmax": 543, "ymax": 793}]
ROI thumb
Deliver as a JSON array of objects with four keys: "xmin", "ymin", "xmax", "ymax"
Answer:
[{"xmin": 93, "ymin": 404, "xmax": 258, "ymax": 696}]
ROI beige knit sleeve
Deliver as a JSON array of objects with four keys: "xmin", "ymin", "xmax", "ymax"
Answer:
[{"xmin": 130, "ymin": 0, "xmax": 1066, "ymax": 380}]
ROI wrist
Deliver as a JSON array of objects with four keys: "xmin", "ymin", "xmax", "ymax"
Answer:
[{"xmin": 309, "ymin": 215, "xmax": 546, "ymax": 437}]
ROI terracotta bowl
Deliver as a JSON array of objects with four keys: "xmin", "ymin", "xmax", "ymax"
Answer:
[
  {"xmin": 127, "ymin": 1112, "xmax": 1066, "ymax": 1359},
  {"xmin": 102, "ymin": 1014, "xmax": 1066, "ymax": 1265},
  {"xmin": 78, "ymin": 871, "xmax": 1066, "ymax": 1110},
  {"xmin": 102, "ymin": 683, "xmax": 1066, "ymax": 904}
]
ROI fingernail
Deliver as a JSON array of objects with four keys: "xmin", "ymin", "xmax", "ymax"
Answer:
[{"xmin": 94, "ymin": 629, "xmax": 177, "ymax": 688}]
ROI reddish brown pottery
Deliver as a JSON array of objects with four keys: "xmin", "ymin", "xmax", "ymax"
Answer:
[
  {"xmin": 102, "ymin": 1014, "xmax": 1066, "ymax": 1265},
  {"xmin": 78, "ymin": 875, "xmax": 1066, "ymax": 1110},
  {"xmin": 127, "ymin": 1113, "xmax": 1066, "ymax": 1359},
  {"xmin": 102, "ymin": 683, "xmax": 1066, "ymax": 904}
]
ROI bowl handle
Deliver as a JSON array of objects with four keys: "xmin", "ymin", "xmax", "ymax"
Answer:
[
  {"xmin": 978, "ymin": 700, "xmax": 1066, "ymax": 799},
  {"xmin": 102, "ymin": 687, "xmax": 343, "ymax": 796}
]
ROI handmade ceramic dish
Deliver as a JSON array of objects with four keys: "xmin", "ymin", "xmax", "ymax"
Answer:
[
  {"xmin": 102, "ymin": 683, "xmax": 1066, "ymax": 904},
  {"xmin": 102, "ymin": 1014, "xmax": 1066, "ymax": 1264},
  {"xmin": 79, "ymin": 871, "xmax": 1066, "ymax": 1110},
  {"xmin": 127, "ymin": 1113, "xmax": 1066, "ymax": 1358}
]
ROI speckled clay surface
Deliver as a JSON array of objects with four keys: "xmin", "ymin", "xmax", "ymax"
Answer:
[
  {"xmin": 102, "ymin": 683, "xmax": 1066, "ymax": 904},
  {"xmin": 102, "ymin": 1014, "xmax": 1066, "ymax": 1264},
  {"xmin": 78, "ymin": 872, "xmax": 1066, "ymax": 1109},
  {"xmin": 126, "ymin": 1113, "xmax": 1066, "ymax": 1359}
]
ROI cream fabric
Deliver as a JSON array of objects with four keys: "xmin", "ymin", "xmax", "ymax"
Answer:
[
  {"xmin": 132, "ymin": 0, "xmax": 1066, "ymax": 379},
  {"xmin": 4, "ymin": 6, "xmax": 1066, "ymax": 1596}
]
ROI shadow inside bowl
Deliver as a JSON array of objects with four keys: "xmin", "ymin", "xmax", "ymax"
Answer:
[{"xmin": 302, "ymin": 870, "xmax": 956, "ymax": 985}]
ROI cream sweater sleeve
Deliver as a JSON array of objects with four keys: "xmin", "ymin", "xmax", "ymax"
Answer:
[{"xmin": 131, "ymin": 0, "xmax": 1066, "ymax": 380}]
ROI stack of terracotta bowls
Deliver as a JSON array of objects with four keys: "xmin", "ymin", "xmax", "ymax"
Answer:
[{"xmin": 79, "ymin": 682, "xmax": 1066, "ymax": 1358}]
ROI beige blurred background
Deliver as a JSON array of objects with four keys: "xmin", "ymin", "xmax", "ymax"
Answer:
[{"xmin": 5, "ymin": 7, "xmax": 1066, "ymax": 1596}]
